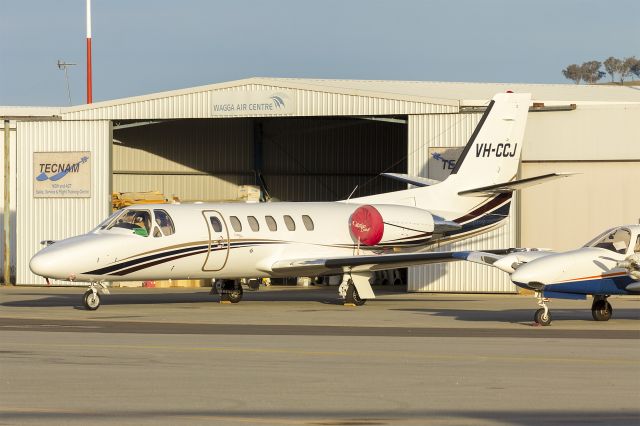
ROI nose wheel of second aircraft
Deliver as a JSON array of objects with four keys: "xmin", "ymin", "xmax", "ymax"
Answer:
[{"xmin": 534, "ymin": 292, "xmax": 551, "ymax": 326}]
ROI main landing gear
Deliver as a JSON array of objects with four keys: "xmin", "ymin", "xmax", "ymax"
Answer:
[
  {"xmin": 591, "ymin": 296, "xmax": 613, "ymax": 321},
  {"xmin": 82, "ymin": 282, "xmax": 109, "ymax": 310},
  {"xmin": 338, "ymin": 278, "xmax": 366, "ymax": 306},
  {"xmin": 218, "ymin": 280, "xmax": 243, "ymax": 304}
]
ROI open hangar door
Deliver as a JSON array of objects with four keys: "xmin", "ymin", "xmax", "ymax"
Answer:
[
  {"xmin": 111, "ymin": 116, "xmax": 408, "ymax": 203},
  {"xmin": 111, "ymin": 115, "xmax": 409, "ymax": 285}
]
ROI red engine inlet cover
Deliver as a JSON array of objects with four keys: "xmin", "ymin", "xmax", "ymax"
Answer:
[{"xmin": 350, "ymin": 205, "xmax": 384, "ymax": 246}]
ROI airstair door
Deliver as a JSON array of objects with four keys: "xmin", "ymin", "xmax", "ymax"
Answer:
[{"xmin": 202, "ymin": 210, "xmax": 230, "ymax": 271}]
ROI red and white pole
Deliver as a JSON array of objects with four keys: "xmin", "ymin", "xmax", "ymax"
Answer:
[{"xmin": 86, "ymin": 0, "xmax": 93, "ymax": 104}]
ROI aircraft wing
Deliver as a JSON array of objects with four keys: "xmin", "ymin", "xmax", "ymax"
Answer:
[
  {"xmin": 269, "ymin": 250, "xmax": 505, "ymax": 276},
  {"xmin": 270, "ymin": 249, "xmax": 550, "ymax": 277}
]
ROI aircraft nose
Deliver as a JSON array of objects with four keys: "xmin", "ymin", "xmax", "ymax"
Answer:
[
  {"xmin": 29, "ymin": 249, "xmax": 56, "ymax": 278},
  {"xmin": 510, "ymin": 264, "xmax": 545, "ymax": 290},
  {"xmin": 29, "ymin": 246, "xmax": 70, "ymax": 280}
]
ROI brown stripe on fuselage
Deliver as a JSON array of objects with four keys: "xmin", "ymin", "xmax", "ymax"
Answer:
[
  {"xmin": 119, "ymin": 240, "xmax": 210, "ymax": 261},
  {"xmin": 454, "ymin": 193, "xmax": 512, "ymax": 224}
]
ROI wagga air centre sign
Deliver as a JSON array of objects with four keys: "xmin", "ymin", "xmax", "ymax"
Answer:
[
  {"xmin": 33, "ymin": 151, "xmax": 91, "ymax": 198},
  {"xmin": 211, "ymin": 90, "xmax": 296, "ymax": 116}
]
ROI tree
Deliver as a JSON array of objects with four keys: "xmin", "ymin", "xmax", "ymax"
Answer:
[
  {"xmin": 618, "ymin": 56, "xmax": 638, "ymax": 84},
  {"xmin": 603, "ymin": 57, "xmax": 621, "ymax": 82},
  {"xmin": 562, "ymin": 64, "xmax": 582, "ymax": 84},
  {"xmin": 580, "ymin": 61, "xmax": 605, "ymax": 84},
  {"xmin": 631, "ymin": 58, "xmax": 640, "ymax": 80}
]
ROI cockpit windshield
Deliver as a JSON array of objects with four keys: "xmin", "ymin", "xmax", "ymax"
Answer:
[
  {"xmin": 106, "ymin": 209, "xmax": 152, "ymax": 237},
  {"xmin": 94, "ymin": 209, "xmax": 123, "ymax": 231},
  {"xmin": 584, "ymin": 227, "xmax": 631, "ymax": 254}
]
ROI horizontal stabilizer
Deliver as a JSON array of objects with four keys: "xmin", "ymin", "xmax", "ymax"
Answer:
[
  {"xmin": 381, "ymin": 173, "xmax": 441, "ymax": 188},
  {"xmin": 458, "ymin": 173, "xmax": 576, "ymax": 196}
]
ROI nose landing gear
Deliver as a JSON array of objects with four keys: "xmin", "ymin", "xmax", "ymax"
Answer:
[
  {"xmin": 82, "ymin": 282, "xmax": 109, "ymax": 310},
  {"xmin": 533, "ymin": 292, "xmax": 551, "ymax": 326}
]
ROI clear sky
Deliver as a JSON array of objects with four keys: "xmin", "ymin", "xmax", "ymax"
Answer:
[{"xmin": 1, "ymin": 0, "xmax": 638, "ymax": 106}]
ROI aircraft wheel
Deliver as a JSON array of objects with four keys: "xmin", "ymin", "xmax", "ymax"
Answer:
[
  {"xmin": 345, "ymin": 282, "xmax": 366, "ymax": 306},
  {"xmin": 223, "ymin": 281, "xmax": 243, "ymax": 304},
  {"xmin": 592, "ymin": 300, "xmax": 612, "ymax": 321},
  {"xmin": 83, "ymin": 290, "xmax": 100, "ymax": 310},
  {"xmin": 534, "ymin": 308, "xmax": 551, "ymax": 326}
]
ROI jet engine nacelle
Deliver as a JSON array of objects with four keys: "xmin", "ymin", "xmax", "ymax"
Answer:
[{"xmin": 349, "ymin": 204, "xmax": 436, "ymax": 246}]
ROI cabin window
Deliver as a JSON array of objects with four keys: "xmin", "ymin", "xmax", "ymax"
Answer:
[
  {"xmin": 230, "ymin": 216, "xmax": 242, "ymax": 232},
  {"xmin": 283, "ymin": 215, "xmax": 296, "ymax": 231},
  {"xmin": 589, "ymin": 228, "xmax": 631, "ymax": 254},
  {"xmin": 247, "ymin": 216, "xmax": 260, "ymax": 232},
  {"xmin": 302, "ymin": 215, "xmax": 314, "ymax": 231},
  {"xmin": 108, "ymin": 209, "xmax": 152, "ymax": 237},
  {"xmin": 635, "ymin": 236, "xmax": 640, "ymax": 253},
  {"xmin": 154, "ymin": 209, "xmax": 175, "ymax": 236},
  {"xmin": 209, "ymin": 217, "xmax": 223, "ymax": 233},
  {"xmin": 265, "ymin": 215, "xmax": 278, "ymax": 231}
]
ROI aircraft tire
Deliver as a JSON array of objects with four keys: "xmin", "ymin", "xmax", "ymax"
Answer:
[
  {"xmin": 227, "ymin": 283, "xmax": 243, "ymax": 304},
  {"xmin": 534, "ymin": 308, "xmax": 551, "ymax": 326},
  {"xmin": 345, "ymin": 282, "xmax": 366, "ymax": 306},
  {"xmin": 83, "ymin": 290, "xmax": 100, "ymax": 310},
  {"xmin": 591, "ymin": 300, "xmax": 612, "ymax": 321}
]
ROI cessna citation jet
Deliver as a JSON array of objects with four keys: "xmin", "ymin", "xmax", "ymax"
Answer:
[
  {"xmin": 464, "ymin": 225, "xmax": 640, "ymax": 325},
  {"xmin": 30, "ymin": 92, "xmax": 568, "ymax": 310}
]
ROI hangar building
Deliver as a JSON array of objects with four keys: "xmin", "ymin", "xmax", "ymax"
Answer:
[{"xmin": 2, "ymin": 78, "xmax": 640, "ymax": 291}]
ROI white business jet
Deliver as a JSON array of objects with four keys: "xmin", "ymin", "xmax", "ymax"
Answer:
[
  {"xmin": 29, "ymin": 92, "xmax": 568, "ymax": 310},
  {"xmin": 463, "ymin": 225, "xmax": 640, "ymax": 325}
]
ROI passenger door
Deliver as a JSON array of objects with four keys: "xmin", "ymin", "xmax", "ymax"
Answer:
[{"xmin": 202, "ymin": 210, "xmax": 230, "ymax": 271}]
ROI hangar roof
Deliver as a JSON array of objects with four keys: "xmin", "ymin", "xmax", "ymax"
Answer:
[
  {"xmin": 2, "ymin": 77, "xmax": 640, "ymax": 120},
  {"xmin": 266, "ymin": 78, "xmax": 640, "ymax": 105}
]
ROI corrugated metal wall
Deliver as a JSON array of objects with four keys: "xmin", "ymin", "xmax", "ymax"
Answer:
[
  {"xmin": 0, "ymin": 124, "xmax": 17, "ymax": 282},
  {"xmin": 62, "ymin": 83, "xmax": 457, "ymax": 120},
  {"xmin": 521, "ymin": 161, "xmax": 640, "ymax": 251},
  {"xmin": 113, "ymin": 119, "xmax": 253, "ymax": 201},
  {"xmin": 113, "ymin": 117, "xmax": 406, "ymax": 203},
  {"xmin": 407, "ymin": 113, "xmax": 517, "ymax": 293},
  {"xmin": 16, "ymin": 120, "xmax": 111, "ymax": 284},
  {"xmin": 261, "ymin": 117, "xmax": 406, "ymax": 201}
]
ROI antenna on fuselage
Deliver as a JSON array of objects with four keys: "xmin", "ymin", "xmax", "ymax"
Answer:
[{"xmin": 346, "ymin": 185, "xmax": 359, "ymax": 201}]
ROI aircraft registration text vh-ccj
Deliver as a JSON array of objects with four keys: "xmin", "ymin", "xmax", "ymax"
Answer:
[{"xmin": 30, "ymin": 92, "xmax": 567, "ymax": 310}]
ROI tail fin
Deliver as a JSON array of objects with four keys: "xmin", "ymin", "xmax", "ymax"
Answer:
[
  {"xmin": 352, "ymin": 92, "xmax": 532, "ymax": 227},
  {"xmin": 448, "ymin": 92, "xmax": 531, "ymax": 190}
]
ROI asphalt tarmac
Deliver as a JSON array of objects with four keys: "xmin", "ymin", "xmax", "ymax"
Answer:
[{"xmin": 1, "ymin": 285, "xmax": 639, "ymax": 425}]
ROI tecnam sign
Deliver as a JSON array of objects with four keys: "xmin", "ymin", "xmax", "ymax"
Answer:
[
  {"xmin": 211, "ymin": 91, "xmax": 296, "ymax": 116},
  {"xmin": 33, "ymin": 151, "xmax": 91, "ymax": 198}
]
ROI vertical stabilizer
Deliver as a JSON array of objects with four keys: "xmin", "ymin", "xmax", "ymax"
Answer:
[
  {"xmin": 448, "ymin": 92, "xmax": 531, "ymax": 190},
  {"xmin": 352, "ymin": 92, "xmax": 532, "ymax": 228}
]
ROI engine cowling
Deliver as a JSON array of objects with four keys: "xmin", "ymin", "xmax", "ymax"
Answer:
[{"xmin": 349, "ymin": 204, "xmax": 436, "ymax": 247}]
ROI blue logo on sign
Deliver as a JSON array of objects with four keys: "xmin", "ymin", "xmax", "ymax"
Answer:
[
  {"xmin": 431, "ymin": 152, "xmax": 456, "ymax": 170},
  {"xmin": 270, "ymin": 96, "xmax": 285, "ymax": 108},
  {"xmin": 36, "ymin": 156, "xmax": 89, "ymax": 181}
]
